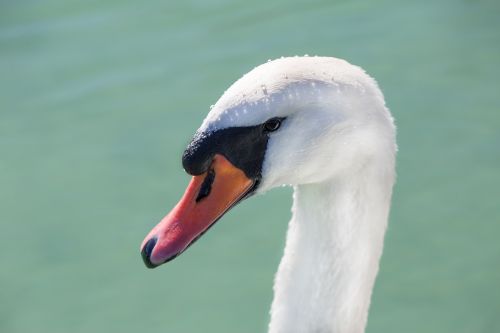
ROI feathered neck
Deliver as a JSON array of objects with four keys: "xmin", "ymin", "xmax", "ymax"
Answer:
[{"xmin": 268, "ymin": 155, "xmax": 395, "ymax": 333}]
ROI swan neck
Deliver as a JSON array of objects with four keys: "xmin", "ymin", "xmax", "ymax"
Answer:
[{"xmin": 269, "ymin": 165, "xmax": 394, "ymax": 333}]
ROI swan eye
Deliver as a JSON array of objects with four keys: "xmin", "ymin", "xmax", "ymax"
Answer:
[{"xmin": 263, "ymin": 117, "xmax": 283, "ymax": 133}]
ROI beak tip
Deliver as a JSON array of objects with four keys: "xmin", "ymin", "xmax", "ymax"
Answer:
[{"xmin": 141, "ymin": 237, "xmax": 159, "ymax": 269}]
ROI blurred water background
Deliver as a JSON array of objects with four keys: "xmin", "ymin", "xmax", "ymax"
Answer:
[{"xmin": 1, "ymin": 0, "xmax": 499, "ymax": 332}]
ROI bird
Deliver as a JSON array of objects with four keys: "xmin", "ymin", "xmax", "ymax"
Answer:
[{"xmin": 140, "ymin": 56, "xmax": 396, "ymax": 333}]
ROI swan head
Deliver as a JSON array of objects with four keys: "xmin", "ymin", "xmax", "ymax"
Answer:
[{"xmin": 140, "ymin": 57, "xmax": 395, "ymax": 268}]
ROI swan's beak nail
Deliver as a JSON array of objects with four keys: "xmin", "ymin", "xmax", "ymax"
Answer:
[
  {"xmin": 140, "ymin": 154, "xmax": 253, "ymax": 268},
  {"xmin": 141, "ymin": 237, "xmax": 158, "ymax": 268}
]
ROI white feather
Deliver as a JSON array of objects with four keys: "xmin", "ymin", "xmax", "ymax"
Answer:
[{"xmin": 198, "ymin": 56, "xmax": 396, "ymax": 333}]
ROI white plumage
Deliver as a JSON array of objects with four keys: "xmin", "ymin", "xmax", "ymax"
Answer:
[{"xmin": 199, "ymin": 56, "xmax": 396, "ymax": 333}]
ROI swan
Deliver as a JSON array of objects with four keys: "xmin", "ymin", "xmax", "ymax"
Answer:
[{"xmin": 140, "ymin": 56, "xmax": 396, "ymax": 333}]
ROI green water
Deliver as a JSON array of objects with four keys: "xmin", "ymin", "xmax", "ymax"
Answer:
[{"xmin": 1, "ymin": 0, "xmax": 499, "ymax": 332}]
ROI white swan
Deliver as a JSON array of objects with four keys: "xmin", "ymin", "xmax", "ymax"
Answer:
[{"xmin": 141, "ymin": 56, "xmax": 396, "ymax": 333}]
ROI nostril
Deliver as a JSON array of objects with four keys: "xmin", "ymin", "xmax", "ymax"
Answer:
[
  {"xmin": 141, "ymin": 237, "xmax": 158, "ymax": 269},
  {"xmin": 196, "ymin": 168, "xmax": 216, "ymax": 202}
]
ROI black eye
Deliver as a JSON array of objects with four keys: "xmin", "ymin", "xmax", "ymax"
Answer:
[{"xmin": 263, "ymin": 117, "xmax": 283, "ymax": 133}]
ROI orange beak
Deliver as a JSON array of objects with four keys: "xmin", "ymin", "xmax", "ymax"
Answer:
[{"xmin": 140, "ymin": 154, "xmax": 254, "ymax": 267}]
